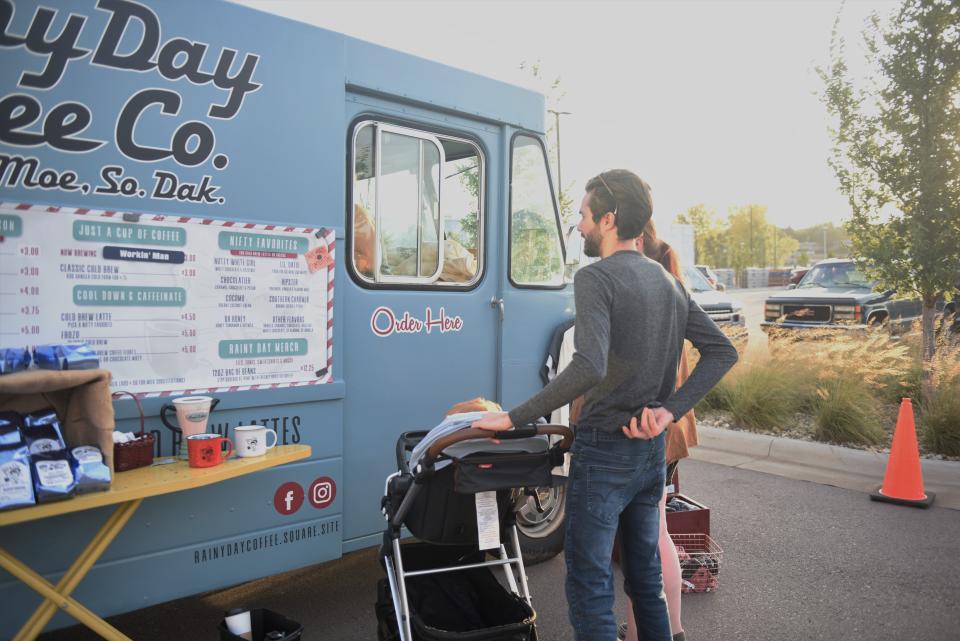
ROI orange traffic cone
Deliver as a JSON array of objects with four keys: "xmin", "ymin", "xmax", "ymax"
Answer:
[{"xmin": 870, "ymin": 398, "xmax": 934, "ymax": 508}]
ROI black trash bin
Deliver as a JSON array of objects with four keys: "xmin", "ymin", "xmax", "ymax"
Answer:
[{"xmin": 219, "ymin": 608, "xmax": 303, "ymax": 641}]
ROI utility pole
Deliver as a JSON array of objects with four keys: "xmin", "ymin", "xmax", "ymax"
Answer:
[
  {"xmin": 548, "ymin": 109, "xmax": 571, "ymax": 200},
  {"xmin": 749, "ymin": 207, "xmax": 754, "ymax": 266},
  {"xmin": 823, "ymin": 227, "xmax": 828, "ymax": 259},
  {"xmin": 773, "ymin": 228, "xmax": 778, "ymax": 268}
]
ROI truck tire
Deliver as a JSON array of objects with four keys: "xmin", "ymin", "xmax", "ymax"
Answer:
[
  {"xmin": 514, "ymin": 484, "xmax": 567, "ymax": 565},
  {"xmin": 867, "ymin": 312, "xmax": 889, "ymax": 333}
]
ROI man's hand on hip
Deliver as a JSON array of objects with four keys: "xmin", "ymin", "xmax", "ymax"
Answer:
[{"xmin": 622, "ymin": 406, "xmax": 673, "ymax": 439}]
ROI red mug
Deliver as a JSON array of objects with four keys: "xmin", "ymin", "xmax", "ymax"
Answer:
[{"xmin": 187, "ymin": 434, "xmax": 233, "ymax": 468}]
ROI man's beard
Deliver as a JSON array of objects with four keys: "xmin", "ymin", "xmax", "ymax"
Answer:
[{"xmin": 583, "ymin": 228, "xmax": 602, "ymax": 258}]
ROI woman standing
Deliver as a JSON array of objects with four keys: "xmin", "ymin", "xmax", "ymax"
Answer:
[{"xmin": 618, "ymin": 219, "xmax": 698, "ymax": 641}]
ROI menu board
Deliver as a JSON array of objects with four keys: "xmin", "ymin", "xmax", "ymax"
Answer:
[{"xmin": 0, "ymin": 204, "xmax": 334, "ymax": 395}]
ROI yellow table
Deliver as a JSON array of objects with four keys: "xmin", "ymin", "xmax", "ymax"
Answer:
[{"xmin": 0, "ymin": 445, "xmax": 311, "ymax": 641}]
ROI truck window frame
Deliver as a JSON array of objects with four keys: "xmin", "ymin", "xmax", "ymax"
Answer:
[
  {"xmin": 508, "ymin": 131, "xmax": 567, "ymax": 290},
  {"xmin": 348, "ymin": 118, "xmax": 486, "ymax": 291}
]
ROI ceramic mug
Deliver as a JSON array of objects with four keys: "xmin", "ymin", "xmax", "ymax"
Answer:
[
  {"xmin": 160, "ymin": 396, "xmax": 220, "ymax": 459},
  {"xmin": 186, "ymin": 433, "xmax": 233, "ymax": 468},
  {"xmin": 234, "ymin": 425, "xmax": 278, "ymax": 458}
]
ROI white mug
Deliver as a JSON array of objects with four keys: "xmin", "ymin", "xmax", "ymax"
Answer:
[{"xmin": 233, "ymin": 425, "xmax": 278, "ymax": 457}]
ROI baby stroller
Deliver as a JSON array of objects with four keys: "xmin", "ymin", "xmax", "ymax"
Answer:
[{"xmin": 377, "ymin": 423, "xmax": 573, "ymax": 641}]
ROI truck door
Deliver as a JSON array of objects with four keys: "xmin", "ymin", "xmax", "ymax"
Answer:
[
  {"xmin": 497, "ymin": 132, "xmax": 574, "ymax": 561},
  {"xmin": 341, "ymin": 118, "xmax": 499, "ymax": 545},
  {"xmin": 498, "ymin": 133, "xmax": 571, "ymax": 409}
]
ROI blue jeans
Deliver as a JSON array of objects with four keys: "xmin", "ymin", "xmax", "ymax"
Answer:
[{"xmin": 564, "ymin": 428, "xmax": 671, "ymax": 641}]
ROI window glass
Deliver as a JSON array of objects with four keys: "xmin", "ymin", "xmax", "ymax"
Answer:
[
  {"xmin": 351, "ymin": 124, "xmax": 443, "ymax": 284},
  {"xmin": 798, "ymin": 262, "xmax": 875, "ymax": 289},
  {"xmin": 510, "ymin": 135, "xmax": 564, "ymax": 287},
  {"xmin": 684, "ymin": 265, "xmax": 713, "ymax": 293},
  {"xmin": 351, "ymin": 122, "xmax": 482, "ymax": 286},
  {"xmin": 440, "ymin": 140, "xmax": 482, "ymax": 284},
  {"xmin": 353, "ymin": 125, "xmax": 376, "ymax": 278},
  {"xmin": 378, "ymin": 131, "xmax": 440, "ymax": 279}
]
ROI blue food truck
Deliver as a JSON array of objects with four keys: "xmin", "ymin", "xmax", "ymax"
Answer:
[{"xmin": 0, "ymin": 0, "xmax": 575, "ymax": 634}]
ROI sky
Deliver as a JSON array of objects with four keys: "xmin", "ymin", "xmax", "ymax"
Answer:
[{"xmin": 233, "ymin": 0, "xmax": 899, "ymax": 229}]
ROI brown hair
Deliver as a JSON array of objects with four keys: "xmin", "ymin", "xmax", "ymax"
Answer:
[{"xmin": 640, "ymin": 219, "xmax": 682, "ymax": 280}]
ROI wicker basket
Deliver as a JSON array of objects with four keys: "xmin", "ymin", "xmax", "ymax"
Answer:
[
  {"xmin": 670, "ymin": 532, "xmax": 723, "ymax": 593},
  {"xmin": 112, "ymin": 391, "xmax": 155, "ymax": 472}
]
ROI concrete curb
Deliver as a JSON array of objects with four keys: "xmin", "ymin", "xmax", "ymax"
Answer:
[{"xmin": 690, "ymin": 425, "xmax": 960, "ymax": 510}]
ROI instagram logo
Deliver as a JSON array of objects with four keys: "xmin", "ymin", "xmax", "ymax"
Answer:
[{"xmin": 309, "ymin": 476, "xmax": 337, "ymax": 509}]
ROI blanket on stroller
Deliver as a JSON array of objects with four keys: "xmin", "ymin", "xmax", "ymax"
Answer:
[{"xmin": 408, "ymin": 413, "xmax": 549, "ymax": 471}]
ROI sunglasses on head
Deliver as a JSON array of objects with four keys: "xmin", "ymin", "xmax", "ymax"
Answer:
[{"xmin": 595, "ymin": 173, "xmax": 618, "ymax": 218}]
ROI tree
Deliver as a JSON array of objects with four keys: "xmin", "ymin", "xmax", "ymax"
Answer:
[
  {"xmin": 766, "ymin": 226, "xmax": 799, "ymax": 268},
  {"xmin": 726, "ymin": 204, "xmax": 770, "ymax": 274},
  {"xmin": 675, "ymin": 204, "xmax": 726, "ymax": 266},
  {"xmin": 520, "ymin": 60, "xmax": 575, "ymax": 226},
  {"xmin": 820, "ymin": 0, "xmax": 960, "ymax": 392}
]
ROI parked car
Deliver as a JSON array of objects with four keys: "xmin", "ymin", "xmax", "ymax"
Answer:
[
  {"xmin": 942, "ymin": 292, "xmax": 958, "ymax": 335},
  {"xmin": 762, "ymin": 259, "xmax": 921, "ymax": 333},
  {"xmin": 695, "ymin": 264, "xmax": 726, "ymax": 291},
  {"xmin": 686, "ymin": 266, "xmax": 745, "ymax": 332},
  {"xmin": 788, "ymin": 268, "xmax": 809, "ymax": 285}
]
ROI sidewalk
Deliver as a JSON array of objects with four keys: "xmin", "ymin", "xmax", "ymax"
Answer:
[{"xmin": 690, "ymin": 424, "xmax": 960, "ymax": 509}]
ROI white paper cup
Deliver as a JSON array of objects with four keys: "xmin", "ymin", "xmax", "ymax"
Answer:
[
  {"xmin": 224, "ymin": 609, "xmax": 252, "ymax": 640},
  {"xmin": 172, "ymin": 396, "xmax": 214, "ymax": 437}
]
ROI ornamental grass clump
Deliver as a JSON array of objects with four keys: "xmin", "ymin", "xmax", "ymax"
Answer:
[
  {"xmin": 726, "ymin": 360, "xmax": 808, "ymax": 431},
  {"xmin": 921, "ymin": 378, "xmax": 960, "ymax": 457},
  {"xmin": 698, "ymin": 376, "xmax": 734, "ymax": 412},
  {"xmin": 812, "ymin": 377, "xmax": 885, "ymax": 446},
  {"xmin": 920, "ymin": 343, "xmax": 960, "ymax": 456}
]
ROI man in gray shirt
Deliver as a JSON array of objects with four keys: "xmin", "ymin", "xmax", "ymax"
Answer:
[{"xmin": 474, "ymin": 170, "xmax": 737, "ymax": 641}]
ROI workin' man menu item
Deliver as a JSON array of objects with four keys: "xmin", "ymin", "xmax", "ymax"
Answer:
[{"xmin": 0, "ymin": 204, "xmax": 334, "ymax": 395}]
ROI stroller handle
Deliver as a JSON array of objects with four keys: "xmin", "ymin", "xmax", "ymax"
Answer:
[{"xmin": 424, "ymin": 424, "xmax": 573, "ymax": 464}]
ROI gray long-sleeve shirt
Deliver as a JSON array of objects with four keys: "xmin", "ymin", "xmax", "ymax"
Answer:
[{"xmin": 508, "ymin": 251, "xmax": 738, "ymax": 432}]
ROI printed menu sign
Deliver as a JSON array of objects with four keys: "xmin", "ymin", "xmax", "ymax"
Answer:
[{"xmin": 0, "ymin": 204, "xmax": 334, "ymax": 395}]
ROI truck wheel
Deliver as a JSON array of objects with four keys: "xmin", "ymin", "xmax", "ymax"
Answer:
[
  {"xmin": 867, "ymin": 313, "xmax": 889, "ymax": 333},
  {"xmin": 514, "ymin": 484, "xmax": 567, "ymax": 565}
]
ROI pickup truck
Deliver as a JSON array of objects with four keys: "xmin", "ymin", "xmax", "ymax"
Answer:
[
  {"xmin": 761, "ymin": 259, "xmax": 921, "ymax": 332},
  {"xmin": 685, "ymin": 266, "xmax": 747, "ymax": 338}
]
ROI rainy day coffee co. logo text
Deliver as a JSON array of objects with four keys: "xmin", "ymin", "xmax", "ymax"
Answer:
[{"xmin": 0, "ymin": 0, "xmax": 262, "ymax": 205}]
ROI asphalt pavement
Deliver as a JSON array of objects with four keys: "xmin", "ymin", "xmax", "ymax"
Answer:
[{"xmin": 36, "ymin": 458, "xmax": 960, "ymax": 641}]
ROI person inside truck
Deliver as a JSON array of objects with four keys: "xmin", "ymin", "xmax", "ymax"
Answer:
[
  {"xmin": 473, "ymin": 170, "xmax": 737, "ymax": 641},
  {"xmin": 352, "ymin": 202, "xmax": 477, "ymax": 282}
]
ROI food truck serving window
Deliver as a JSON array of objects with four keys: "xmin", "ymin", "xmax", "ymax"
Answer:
[
  {"xmin": 351, "ymin": 122, "xmax": 484, "ymax": 287},
  {"xmin": 509, "ymin": 134, "xmax": 565, "ymax": 288}
]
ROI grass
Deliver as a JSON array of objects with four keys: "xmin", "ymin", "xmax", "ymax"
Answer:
[
  {"xmin": 921, "ymin": 377, "xmax": 960, "ymax": 457},
  {"xmin": 812, "ymin": 377, "xmax": 885, "ymax": 446},
  {"xmin": 697, "ymin": 376, "xmax": 735, "ymax": 412},
  {"xmin": 696, "ymin": 323, "xmax": 960, "ymax": 453},
  {"xmin": 725, "ymin": 360, "xmax": 808, "ymax": 431}
]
